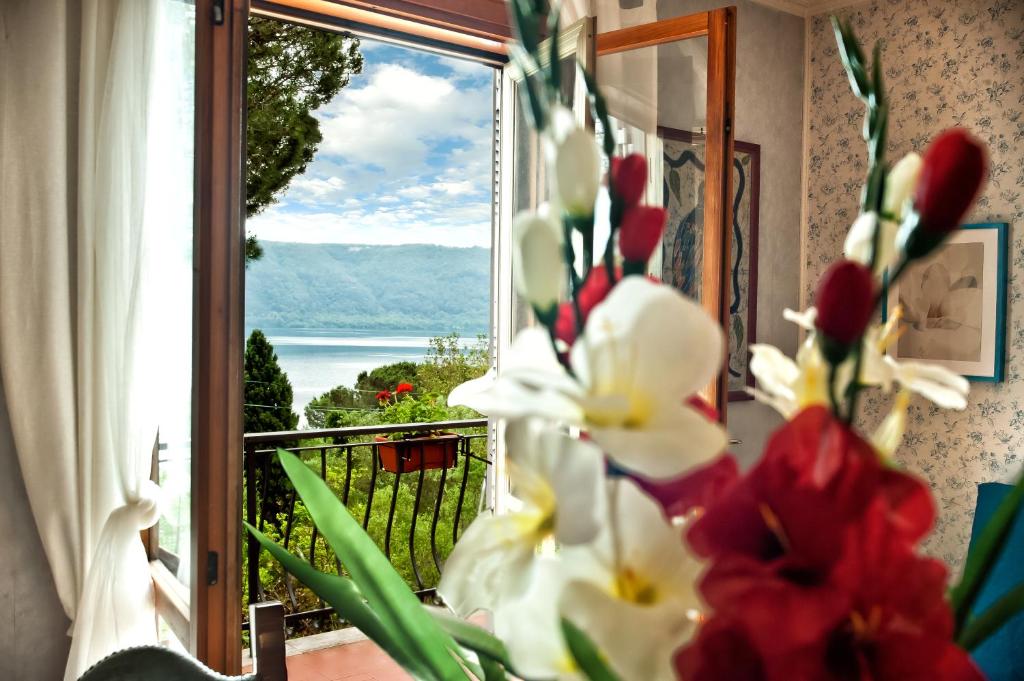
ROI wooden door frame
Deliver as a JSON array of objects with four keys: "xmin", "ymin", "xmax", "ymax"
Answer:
[
  {"xmin": 595, "ymin": 7, "xmax": 737, "ymax": 421},
  {"xmin": 193, "ymin": 0, "xmax": 249, "ymax": 673}
]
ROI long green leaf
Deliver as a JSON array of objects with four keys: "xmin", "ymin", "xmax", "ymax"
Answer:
[
  {"xmin": 951, "ymin": 473, "xmax": 1024, "ymax": 633},
  {"xmin": 958, "ymin": 582, "xmax": 1024, "ymax": 651},
  {"xmin": 245, "ymin": 522, "xmax": 421, "ymax": 674},
  {"xmin": 426, "ymin": 608, "xmax": 511, "ymax": 666},
  {"xmin": 276, "ymin": 449, "xmax": 469, "ymax": 680},
  {"xmin": 560, "ymin": 619, "xmax": 622, "ymax": 681},
  {"xmin": 580, "ymin": 66, "xmax": 615, "ymax": 158}
]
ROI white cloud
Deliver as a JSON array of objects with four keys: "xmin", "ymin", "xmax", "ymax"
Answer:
[{"xmin": 248, "ymin": 203, "xmax": 492, "ymax": 248}]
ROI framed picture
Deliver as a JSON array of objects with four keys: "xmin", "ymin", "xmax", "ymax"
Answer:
[
  {"xmin": 658, "ymin": 127, "xmax": 760, "ymax": 401},
  {"xmin": 884, "ymin": 222, "xmax": 1008, "ymax": 382}
]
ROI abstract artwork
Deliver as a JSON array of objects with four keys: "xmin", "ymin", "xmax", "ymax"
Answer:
[
  {"xmin": 659, "ymin": 127, "xmax": 760, "ymax": 400},
  {"xmin": 885, "ymin": 223, "xmax": 1008, "ymax": 382}
]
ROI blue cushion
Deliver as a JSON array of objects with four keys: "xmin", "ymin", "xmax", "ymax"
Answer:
[{"xmin": 966, "ymin": 482, "xmax": 1024, "ymax": 680}]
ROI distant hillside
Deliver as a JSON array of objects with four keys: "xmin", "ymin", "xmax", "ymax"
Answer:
[{"xmin": 245, "ymin": 241, "xmax": 490, "ymax": 332}]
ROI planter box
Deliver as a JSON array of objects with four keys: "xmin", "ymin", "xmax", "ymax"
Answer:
[{"xmin": 375, "ymin": 432, "xmax": 459, "ymax": 473}]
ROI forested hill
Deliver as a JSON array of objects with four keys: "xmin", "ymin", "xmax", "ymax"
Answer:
[{"xmin": 245, "ymin": 241, "xmax": 490, "ymax": 332}]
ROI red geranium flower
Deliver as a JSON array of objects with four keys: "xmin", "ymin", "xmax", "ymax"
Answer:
[
  {"xmin": 375, "ymin": 389, "xmax": 392, "ymax": 402},
  {"xmin": 395, "ymin": 382, "xmax": 414, "ymax": 395}
]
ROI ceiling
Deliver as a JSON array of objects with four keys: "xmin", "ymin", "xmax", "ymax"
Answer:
[{"xmin": 750, "ymin": 0, "xmax": 868, "ymax": 18}]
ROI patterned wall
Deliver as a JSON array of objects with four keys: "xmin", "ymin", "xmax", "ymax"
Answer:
[{"xmin": 804, "ymin": 0, "xmax": 1024, "ymax": 570}]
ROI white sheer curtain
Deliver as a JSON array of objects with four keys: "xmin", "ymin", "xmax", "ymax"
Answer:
[{"xmin": 0, "ymin": 1, "xmax": 179, "ymax": 677}]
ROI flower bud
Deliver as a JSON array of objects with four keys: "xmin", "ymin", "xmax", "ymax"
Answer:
[
  {"xmin": 611, "ymin": 154, "xmax": 647, "ymax": 206},
  {"xmin": 900, "ymin": 129, "xmax": 986, "ymax": 260},
  {"xmin": 619, "ymin": 205, "xmax": 666, "ymax": 266},
  {"xmin": 883, "ymin": 152, "xmax": 922, "ymax": 221},
  {"xmin": 815, "ymin": 260, "xmax": 876, "ymax": 352},
  {"xmin": 552, "ymin": 266, "xmax": 621, "ymax": 346},
  {"xmin": 915, "ymin": 129, "xmax": 986, "ymax": 235},
  {"xmin": 554, "ymin": 127, "xmax": 602, "ymax": 217},
  {"xmin": 513, "ymin": 209, "xmax": 564, "ymax": 314}
]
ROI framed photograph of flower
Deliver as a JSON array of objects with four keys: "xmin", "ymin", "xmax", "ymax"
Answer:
[
  {"xmin": 884, "ymin": 222, "xmax": 1008, "ymax": 382},
  {"xmin": 658, "ymin": 127, "xmax": 760, "ymax": 401}
]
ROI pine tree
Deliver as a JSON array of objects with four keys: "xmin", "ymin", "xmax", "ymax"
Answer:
[
  {"xmin": 244, "ymin": 329, "xmax": 298, "ymax": 527},
  {"xmin": 245, "ymin": 16, "xmax": 364, "ymax": 262}
]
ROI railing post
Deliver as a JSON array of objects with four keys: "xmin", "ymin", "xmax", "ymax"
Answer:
[{"xmin": 249, "ymin": 600, "xmax": 288, "ymax": 681}]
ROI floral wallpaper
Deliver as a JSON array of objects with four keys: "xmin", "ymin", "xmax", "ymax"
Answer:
[{"xmin": 804, "ymin": 0, "xmax": 1024, "ymax": 571}]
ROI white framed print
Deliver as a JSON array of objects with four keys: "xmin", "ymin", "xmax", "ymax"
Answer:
[{"xmin": 884, "ymin": 222, "xmax": 1008, "ymax": 382}]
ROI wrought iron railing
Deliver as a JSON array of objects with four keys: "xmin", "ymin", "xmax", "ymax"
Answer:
[{"xmin": 242, "ymin": 419, "xmax": 490, "ymax": 634}]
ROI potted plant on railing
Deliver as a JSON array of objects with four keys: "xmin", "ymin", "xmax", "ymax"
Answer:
[{"xmin": 374, "ymin": 383, "xmax": 459, "ymax": 473}]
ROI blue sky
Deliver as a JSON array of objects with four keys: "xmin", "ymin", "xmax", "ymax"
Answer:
[{"xmin": 248, "ymin": 40, "xmax": 494, "ymax": 248}]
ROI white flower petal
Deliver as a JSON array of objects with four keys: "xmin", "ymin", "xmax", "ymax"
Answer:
[
  {"xmin": 493, "ymin": 560, "xmax": 583, "ymax": 681},
  {"xmin": 438, "ymin": 512, "xmax": 539, "ymax": 615},
  {"xmin": 588, "ymin": 403, "xmax": 726, "ymax": 479},
  {"xmin": 872, "ymin": 391, "xmax": 910, "ymax": 458},
  {"xmin": 890, "ymin": 359, "xmax": 969, "ymax": 409},
  {"xmin": 513, "ymin": 210, "xmax": 564, "ymax": 312},
  {"xmin": 782, "ymin": 307, "xmax": 817, "ymax": 330}
]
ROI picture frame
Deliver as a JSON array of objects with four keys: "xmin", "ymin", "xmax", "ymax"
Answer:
[
  {"xmin": 883, "ymin": 222, "xmax": 1008, "ymax": 382},
  {"xmin": 658, "ymin": 127, "xmax": 760, "ymax": 401}
]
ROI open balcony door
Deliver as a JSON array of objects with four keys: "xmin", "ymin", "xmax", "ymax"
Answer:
[{"xmin": 594, "ymin": 7, "xmax": 738, "ymax": 421}]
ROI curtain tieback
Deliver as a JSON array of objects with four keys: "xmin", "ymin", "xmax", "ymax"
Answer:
[{"xmin": 120, "ymin": 479, "xmax": 162, "ymax": 530}]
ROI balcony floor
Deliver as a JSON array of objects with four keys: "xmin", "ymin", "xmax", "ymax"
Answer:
[{"xmin": 283, "ymin": 638, "xmax": 407, "ymax": 681}]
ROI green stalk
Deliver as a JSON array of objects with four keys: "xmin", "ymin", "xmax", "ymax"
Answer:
[{"xmin": 957, "ymin": 583, "xmax": 1024, "ymax": 651}]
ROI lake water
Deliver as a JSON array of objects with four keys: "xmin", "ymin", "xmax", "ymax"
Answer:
[{"xmin": 257, "ymin": 328, "xmax": 473, "ymax": 423}]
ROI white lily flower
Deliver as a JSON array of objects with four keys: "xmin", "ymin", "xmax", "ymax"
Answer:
[
  {"xmin": 438, "ymin": 419, "xmax": 605, "ymax": 616},
  {"xmin": 559, "ymin": 479, "xmax": 703, "ymax": 681},
  {"xmin": 451, "ymin": 277, "xmax": 728, "ymax": 480},
  {"xmin": 513, "ymin": 207, "xmax": 564, "ymax": 314},
  {"xmin": 492, "ymin": 559, "xmax": 583, "ymax": 680},
  {"xmin": 871, "ymin": 390, "xmax": 911, "ymax": 458},
  {"xmin": 749, "ymin": 339, "xmax": 836, "ymax": 418},
  {"xmin": 554, "ymin": 126, "xmax": 602, "ymax": 218},
  {"xmin": 844, "ymin": 211, "xmax": 899, "ymax": 275},
  {"xmin": 884, "ymin": 152, "xmax": 923, "ymax": 221}
]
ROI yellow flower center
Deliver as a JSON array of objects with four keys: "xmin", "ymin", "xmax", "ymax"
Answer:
[{"xmin": 614, "ymin": 567, "xmax": 659, "ymax": 605}]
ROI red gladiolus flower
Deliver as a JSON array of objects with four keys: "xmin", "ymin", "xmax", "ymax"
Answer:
[
  {"xmin": 619, "ymin": 205, "xmax": 667, "ymax": 264},
  {"xmin": 637, "ymin": 454, "xmax": 739, "ymax": 519},
  {"xmin": 376, "ymin": 389, "xmax": 392, "ymax": 402},
  {"xmin": 395, "ymin": 382, "xmax": 414, "ymax": 395},
  {"xmin": 815, "ymin": 260, "xmax": 876, "ymax": 349},
  {"xmin": 611, "ymin": 153, "xmax": 647, "ymax": 206},
  {"xmin": 914, "ymin": 128, "xmax": 987, "ymax": 237},
  {"xmin": 678, "ymin": 407, "xmax": 966, "ymax": 681}
]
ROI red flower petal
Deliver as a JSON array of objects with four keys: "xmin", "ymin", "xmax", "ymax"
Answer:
[
  {"xmin": 815, "ymin": 260, "xmax": 876, "ymax": 346},
  {"xmin": 619, "ymin": 205, "xmax": 667, "ymax": 263},
  {"xmin": 611, "ymin": 153, "xmax": 647, "ymax": 206},
  {"xmin": 915, "ymin": 128, "xmax": 987, "ymax": 236}
]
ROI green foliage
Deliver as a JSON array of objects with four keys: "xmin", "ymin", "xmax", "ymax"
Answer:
[
  {"xmin": 356, "ymin": 361, "xmax": 419, "ymax": 396},
  {"xmin": 244, "ymin": 329, "xmax": 299, "ymax": 434},
  {"xmin": 245, "ymin": 16, "xmax": 363, "ymax": 259},
  {"xmin": 245, "ymin": 242, "xmax": 490, "ymax": 331},
  {"xmin": 244, "ymin": 329, "xmax": 298, "ymax": 527},
  {"xmin": 416, "ymin": 333, "xmax": 490, "ymax": 396}
]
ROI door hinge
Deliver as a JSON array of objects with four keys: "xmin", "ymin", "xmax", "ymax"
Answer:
[
  {"xmin": 212, "ymin": 0, "xmax": 225, "ymax": 25},
  {"xmin": 207, "ymin": 551, "xmax": 219, "ymax": 585}
]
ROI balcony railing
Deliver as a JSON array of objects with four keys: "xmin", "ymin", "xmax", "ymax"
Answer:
[{"xmin": 242, "ymin": 419, "xmax": 490, "ymax": 635}]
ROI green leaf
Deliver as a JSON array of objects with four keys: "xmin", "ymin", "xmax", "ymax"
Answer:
[
  {"xmin": 830, "ymin": 16, "xmax": 869, "ymax": 100},
  {"xmin": 426, "ymin": 608, "xmax": 512, "ymax": 667},
  {"xmin": 244, "ymin": 522, "xmax": 420, "ymax": 673},
  {"xmin": 480, "ymin": 656, "xmax": 507, "ymax": 681},
  {"xmin": 951, "ymin": 472, "xmax": 1024, "ymax": 633},
  {"xmin": 560, "ymin": 618, "xmax": 623, "ymax": 681},
  {"xmin": 958, "ymin": 582, "xmax": 1024, "ymax": 651},
  {"xmin": 276, "ymin": 449, "xmax": 469, "ymax": 680},
  {"xmin": 580, "ymin": 66, "xmax": 615, "ymax": 158},
  {"xmin": 547, "ymin": 4, "xmax": 561, "ymax": 102},
  {"xmin": 511, "ymin": 0, "xmax": 541, "ymax": 57}
]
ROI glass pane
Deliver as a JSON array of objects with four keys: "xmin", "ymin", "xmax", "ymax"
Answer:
[
  {"xmin": 153, "ymin": 0, "xmax": 196, "ymax": 589},
  {"xmin": 509, "ymin": 53, "xmax": 581, "ymax": 335},
  {"xmin": 597, "ymin": 37, "xmax": 709, "ymax": 307}
]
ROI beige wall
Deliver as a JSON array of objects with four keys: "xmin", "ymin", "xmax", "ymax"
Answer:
[
  {"xmin": 0, "ymin": 381, "xmax": 70, "ymax": 680},
  {"xmin": 803, "ymin": 0, "xmax": 1024, "ymax": 569}
]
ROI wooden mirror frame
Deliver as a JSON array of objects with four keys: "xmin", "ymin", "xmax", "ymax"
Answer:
[{"xmin": 596, "ymin": 7, "xmax": 737, "ymax": 422}]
